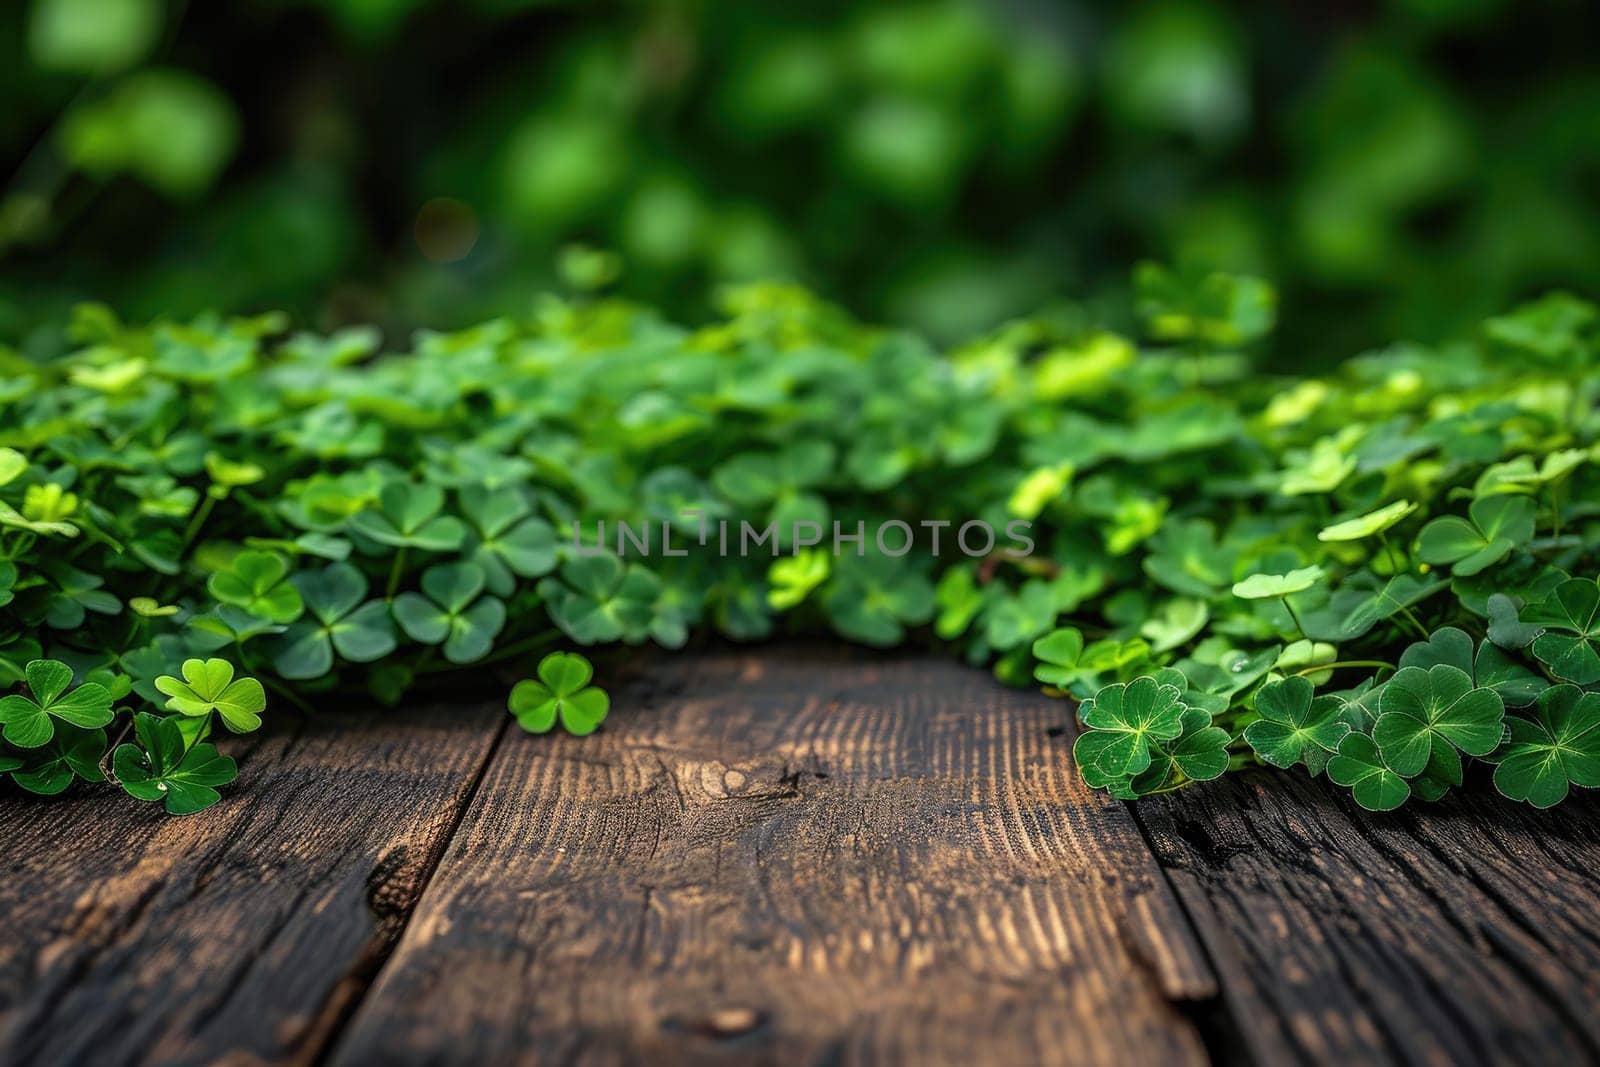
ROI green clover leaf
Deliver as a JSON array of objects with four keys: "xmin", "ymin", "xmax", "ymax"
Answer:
[
  {"xmin": 1398, "ymin": 626, "xmax": 1545, "ymax": 706},
  {"xmin": 1372, "ymin": 664, "xmax": 1504, "ymax": 777},
  {"xmin": 393, "ymin": 561, "xmax": 507, "ymax": 663},
  {"xmin": 538, "ymin": 553, "xmax": 659, "ymax": 645},
  {"xmin": 112, "ymin": 712, "xmax": 238, "ymax": 815},
  {"xmin": 1073, "ymin": 676, "xmax": 1186, "ymax": 779},
  {"xmin": 1492, "ymin": 685, "xmax": 1600, "ymax": 808},
  {"xmin": 1231, "ymin": 565, "xmax": 1325, "ymax": 600},
  {"xmin": 8, "ymin": 724, "xmax": 108, "ymax": 795},
  {"xmin": 154, "ymin": 657, "xmax": 267, "ymax": 733},
  {"xmin": 508, "ymin": 651, "xmax": 610, "ymax": 736},
  {"xmin": 273, "ymin": 562, "xmax": 397, "ymax": 679},
  {"xmin": 348, "ymin": 482, "xmax": 467, "ymax": 552},
  {"xmin": 1525, "ymin": 576, "xmax": 1600, "ymax": 684},
  {"xmin": 1415, "ymin": 495, "xmax": 1536, "ymax": 576},
  {"xmin": 1142, "ymin": 518, "xmax": 1238, "ymax": 598},
  {"xmin": 0, "ymin": 659, "xmax": 114, "ymax": 748},
  {"xmin": 207, "ymin": 550, "xmax": 304, "ymax": 623},
  {"xmin": 1327, "ymin": 733, "xmax": 1411, "ymax": 811},
  {"xmin": 1316, "ymin": 500, "xmax": 1417, "ymax": 543},
  {"xmin": 460, "ymin": 485, "xmax": 557, "ymax": 597},
  {"xmin": 1243, "ymin": 676, "xmax": 1350, "ymax": 769},
  {"xmin": 1131, "ymin": 707, "xmax": 1232, "ymax": 793},
  {"xmin": 821, "ymin": 552, "xmax": 936, "ymax": 648}
]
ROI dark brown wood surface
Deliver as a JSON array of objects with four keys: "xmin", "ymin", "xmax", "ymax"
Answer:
[{"xmin": 2, "ymin": 647, "xmax": 1599, "ymax": 1067}]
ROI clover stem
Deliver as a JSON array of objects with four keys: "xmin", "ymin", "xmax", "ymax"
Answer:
[
  {"xmin": 180, "ymin": 495, "xmax": 217, "ymax": 552},
  {"xmin": 1279, "ymin": 596, "xmax": 1306, "ymax": 639},
  {"xmin": 478, "ymin": 628, "xmax": 562, "ymax": 667},
  {"xmin": 386, "ymin": 547, "xmax": 408, "ymax": 600},
  {"xmin": 1395, "ymin": 603, "xmax": 1429, "ymax": 640},
  {"xmin": 1550, "ymin": 482, "xmax": 1562, "ymax": 539},
  {"xmin": 236, "ymin": 640, "xmax": 315, "ymax": 716},
  {"xmin": 1377, "ymin": 532, "xmax": 1402, "ymax": 575},
  {"xmin": 1292, "ymin": 659, "xmax": 1394, "ymax": 678}
]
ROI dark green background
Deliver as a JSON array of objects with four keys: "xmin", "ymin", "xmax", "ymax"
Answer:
[{"xmin": 3, "ymin": 0, "xmax": 1598, "ymax": 361}]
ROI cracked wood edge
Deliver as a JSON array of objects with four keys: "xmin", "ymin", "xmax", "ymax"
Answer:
[
  {"xmin": 0, "ymin": 700, "xmax": 504, "ymax": 1067},
  {"xmin": 1137, "ymin": 771, "xmax": 1600, "ymax": 1066},
  {"xmin": 330, "ymin": 650, "xmax": 1217, "ymax": 1066}
]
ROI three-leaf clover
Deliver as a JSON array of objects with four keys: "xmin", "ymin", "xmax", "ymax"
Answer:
[
  {"xmin": 1327, "ymin": 733, "xmax": 1411, "ymax": 811},
  {"xmin": 1133, "ymin": 707, "xmax": 1231, "ymax": 792},
  {"xmin": 1073, "ymin": 676, "xmax": 1186, "ymax": 779},
  {"xmin": 821, "ymin": 552, "xmax": 936, "ymax": 647},
  {"xmin": 1491, "ymin": 685, "xmax": 1600, "ymax": 808},
  {"xmin": 155, "ymin": 658, "xmax": 268, "ymax": 733},
  {"xmin": 460, "ymin": 485, "xmax": 557, "ymax": 597},
  {"xmin": 9, "ymin": 724, "xmax": 108, "ymax": 795},
  {"xmin": 1243, "ymin": 676, "xmax": 1350, "ymax": 769},
  {"xmin": 1415, "ymin": 495, "xmax": 1535, "ymax": 575},
  {"xmin": 1231, "ymin": 565, "xmax": 1326, "ymax": 600},
  {"xmin": 393, "ymin": 561, "xmax": 507, "ymax": 663},
  {"xmin": 274, "ymin": 562, "xmax": 397, "ymax": 679},
  {"xmin": 348, "ymin": 482, "xmax": 467, "ymax": 551},
  {"xmin": 207, "ymin": 550, "xmax": 305, "ymax": 623},
  {"xmin": 508, "ymin": 652, "xmax": 610, "ymax": 735},
  {"xmin": 538, "ymin": 554, "xmax": 658, "ymax": 645},
  {"xmin": 0, "ymin": 659, "xmax": 114, "ymax": 748},
  {"xmin": 1372, "ymin": 664, "xmax": 1504, "ymax": 777},
  {"xmin": 1524, "ymin": 576, "xmax": 1600, "ymax": 684},
  {"xmin": 113, "ymin": 712, "xmax": 239, "ymax": 815}
]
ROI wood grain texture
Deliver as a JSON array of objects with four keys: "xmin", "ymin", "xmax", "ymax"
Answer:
[
  {"xmin": 0, "ymin": 700, "xmax": 503, "ymax": 1067},
  {"xmin": 330, "ymin": 651, "xmax": 1217, "ymax": 1066},
  {"xmin": 1139, "ymin": 771, "xmax": 1600, "ymax": 1066}
]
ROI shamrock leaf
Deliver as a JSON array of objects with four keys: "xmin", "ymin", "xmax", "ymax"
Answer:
[
  {"xmin": 0, "ymin": 659, "xmax": 114, "ymax": 748},
  {"xmin": 767, "ymin": 548, "xmax": 830, "ymax": 611},
  {"xmin": 538, "ymin": 553, "xmax": 659, "ymax": 645},
  {"xmin": 1327, "ymin": 733, "xmax": 1411, "ymax": 811},
  {"xmin": 9, "ymin": 723, "xmax": 108, "ymax": 795},
  {"xmin": 1415, "ymin": 495, "xmax": 1536, "ymax": 576},
  {"xmin": 348, "ymin": 482, "xmax": 466, "ymax": 552},
  {"xmin": 1232, "ymin": 566, "xmax": 1325, "ymax": 600},
  {"xmin": 1398, "ymin": 626, "xmax": 1545, "ymax": 706},
  {"xmin": 274, "ymin": 562, "xmax": 397, "ymax": 679},
  {"xmin": 821, "ymin": 552, "xmax": 936, "ymax": 648},
  {"xmin": 1372, "ymin": 664, "xmax": 1504, "ymax": 777},
  {"xmin": 1142, "ymin": 519, "xmax": 1237, "ymax": 598},
  {"xmin": 112, "ymin": 712, "xmax": 238, "ymax": 816},
  {"xmin": 1073, "ymin": 676, "xmax": 1186, "ymax": 779},
  {"xmin": 1486, "ymin": 592, "xmax": 1542, "ymax": 649},
  {"xmin": 1131, "ymin": 707, "xmax": 1231, "ymax": 792},
  {"xmin": 460, "ymin": 485, "xmax": 557, "ymax": 597},
  {"xmin": 1317, "ymin": 500, "xmax": 1417, "ymax": 543},
  {"xmin": 1525, "ymin": 576, "xmax": 1600, "ymax": 684},
  {"xmin": 712, "ymin": 441, "xmax": 833, "ymax": 547},
  {"xmin": 394, "ymin": 562, "xmax": 507, "ymax": 663},
  {"xmin": 1243, "ymin": 676, "xmax": 1350, "ymax": 769},
  {"xmin": 508, "ymin": 652, "xmax": 610, "ymax": 735},
  {"xmin": 207, "ymin": 550, "xmax": 304, "ymax": 623},
  {"xmin": 1492, "ymin": 686, "xmax": 1600, "ymax": 808},
  {"xmin": 154, "ymin": 658, "xmax": 267, "ymax": 733}
]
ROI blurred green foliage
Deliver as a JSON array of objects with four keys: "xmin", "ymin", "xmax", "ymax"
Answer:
[{"xmin": 2, "ymin": 0, "xmax": 1598, "ymax": 359}]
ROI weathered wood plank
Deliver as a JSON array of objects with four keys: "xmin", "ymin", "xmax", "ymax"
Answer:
[
  {"xmin": 331, "ymin": 651, "xmax": 1216, "ymax": 1066},
  {"xmin": 1138, "ymin": 771, "xmax": 1600, "ymax": 1066},
  {"xmin": 0, "ymin": 700, "xmax": 504, "ymax": 1067}
]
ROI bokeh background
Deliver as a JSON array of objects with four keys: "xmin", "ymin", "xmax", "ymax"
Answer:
[{"xmin": 2, "ymin": 0, "xmax": 1598, "ymax": 361}]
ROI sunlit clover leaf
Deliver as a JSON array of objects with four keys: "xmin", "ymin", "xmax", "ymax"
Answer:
[
  {"xmin": 0, "ymin": 499, "xmax": 78, "ymax": 537},
  {"xmin": 1232, "ymin": 566, "xmax": 1325, "ymax": 600},
  {"xmin": 1140, "ymin": 597, "xmax": 1209, "ymax": 653},
  {"xmin": 934, "ymin": 565, "xmax": 991, "ymax": 639},
  {"xmin": 348, "ymin": 482, "xmax": 466, "ymax": 552},
  {"xmin": 1492, "ymin": 686, "xmax": 1600, "ymax": 808},
  {"xmin": 1073, "ymin": 677, "xmax": 1186, "ymax": 779},
  {"xmin": 1372, "ymin": 664, "xmax": 1504, "ymax": 777},
  {"xmin": 1243, "ymin": 676, "xmax": 1350, "ymax": 769},
  {"xmin": 113, "ymin": 712, "xmax": 238, "ymax": 816},
  {"xmin": 0, "ymin": 659, "xmax": 114, "ymax": 748},
  {"xmin": 154, "ymin": 657, "xmax": 267, "ymax": 733},
  {"xmin": 394, "ymin": 562, "xmax": 507, "ymax": 664},
  {"xmin": 207, "ymin": 550, "xmax": 304, "ymax": 624},
  {"xmin": 1317, "ymin": 500, "xmax": 1416, "ymax": 542},
  {"xmin": 508, "ymin": 652, "xmax": 609, "ymax": 736},
  {"xmin": 9, "ymin": 724, "xmax": 107, "ymax": 795},
  {"xmin": 1327, "ymin": 733, "xmax": 1411, "ymax": 811},
  {"xmin": 459, "ymin": 485, "xmax": 556, "ymax": 597},
  {"xmin": 767, "ymin": 549, "xmax": 830, "ymax": 611},
  {"xmin": 274, "ymin": 563, "xmax": 397, "ymax": 679},
  {"xmin": 1415, "ymin": 495, "xmax": 1535, "ymax": 576},
  {"xmin": 1525, "ymin": 577, "xmax": 1600, "ymax": 684},
  {"xmin": 538, "ymin": 553, "xmax": 658, "ymax": 645},
  {"xmin": 822, "ymin": 553, "xmax": 935, "ymax": 648}
]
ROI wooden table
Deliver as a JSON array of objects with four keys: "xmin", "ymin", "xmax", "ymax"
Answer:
[{"xmin": 3, "ymin": 648, "xmax": 1598, "ymax": 1065}]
